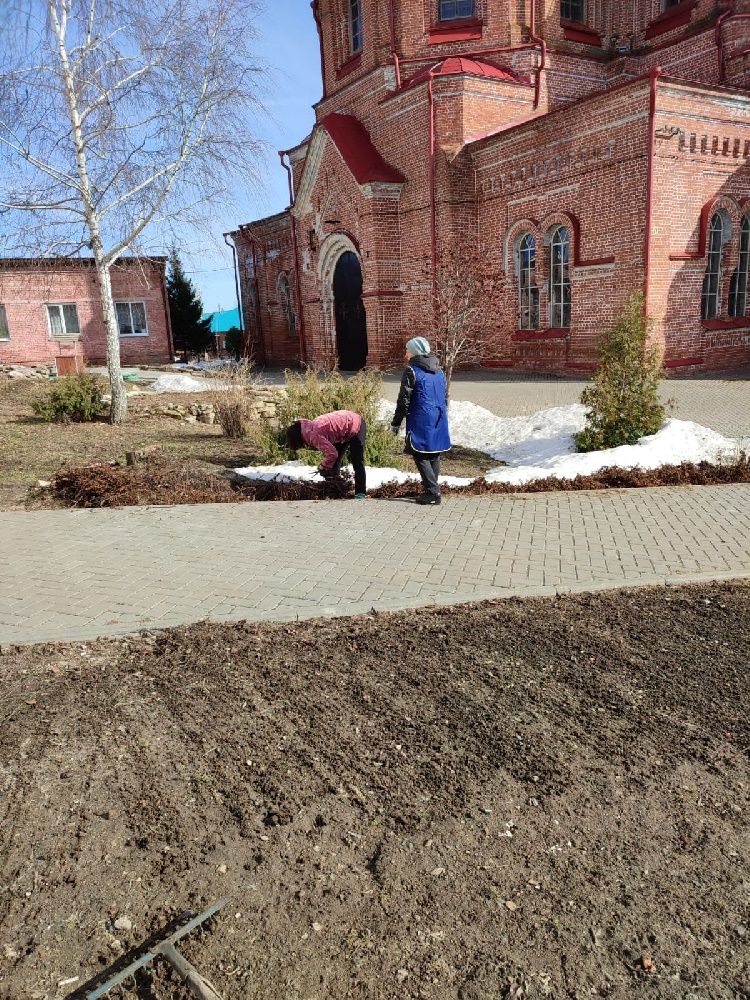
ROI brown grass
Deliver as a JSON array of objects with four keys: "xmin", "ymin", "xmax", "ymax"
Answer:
[{"xmin": 0, "ymin": 381, "xmax": 490, "ymax": 510}]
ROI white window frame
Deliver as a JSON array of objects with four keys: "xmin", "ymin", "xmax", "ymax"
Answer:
[
  {"xmin": 702, "ymin": 212, "xmax": 731, "ymax": 321},
  {"xmin": 561, "ymin": 0, "xmax": 585, "ymax": 21},
  {"xmin": 115, "ymin": 300, "xmax": 149, "ymax": 338},
  {"xmin": 349, "ymin": 0, "xmax": 363, "ymax": 54},
  {"xmin": 0, "ymin": 303, "xmax": 9, "ymax": 341},
  {"xmin": 516, "ymin": 234, "xmax": 540, "ymax": 331},
  {"xmin": 439, "ymin": 0, "xmax": 475, "ymax": 20},
  {"xmin": 730, "ymin": 215, "xmax": 750, "ymax": 319},
  {"xmin": 549, "ymin": 226, "xmax": 572, "ymax": 329},
  {"xmin": 46, "ymin": 303, "xmax": 81, "ymax": 339}
]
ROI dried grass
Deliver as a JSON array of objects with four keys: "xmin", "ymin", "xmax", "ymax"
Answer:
[{"xmin": 205, "ymin": 361, "xmax": 258, "ymax": 439}]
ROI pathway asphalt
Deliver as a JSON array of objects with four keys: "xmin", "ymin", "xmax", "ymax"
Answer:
[{"xmin": 2, "ymin": 485, "xmax": 749, "ymax": 646}]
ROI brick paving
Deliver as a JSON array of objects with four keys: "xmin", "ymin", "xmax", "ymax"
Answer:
[{"xmin": 2, "ymin": 485, "xmax": 749, "ymax": 646}]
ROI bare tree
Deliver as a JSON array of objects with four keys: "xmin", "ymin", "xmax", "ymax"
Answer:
[
  {"xmin": 432, "ymin": 258, "xmax": 499, "ymax": 396},
  {"xmin": 0, "ymin": 0, "xmax": 265, "ymax": 422}
]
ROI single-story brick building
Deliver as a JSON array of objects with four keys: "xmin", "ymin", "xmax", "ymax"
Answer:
[
  {"xmin": 0, "ymin": 257, "xmax": 173, "ymax": 373},
  {"xmin": 231, "ymin": 0, "xmax": 750, "ymax": 374}
]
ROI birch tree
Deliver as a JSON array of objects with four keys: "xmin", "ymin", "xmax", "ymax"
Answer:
[{"xmin": 0, "ymin": 0, "xmax": 264, "ymax": 422}]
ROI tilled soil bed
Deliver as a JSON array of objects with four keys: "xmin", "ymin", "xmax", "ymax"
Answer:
[{"xmin": 1, "ymin": 583, "xmax": 748, "ymax": 1000}]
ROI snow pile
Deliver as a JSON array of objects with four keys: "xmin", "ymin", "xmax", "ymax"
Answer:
[
  {"xmin": 445, "ymin": 400, "xmax": 737, "ymax": 485},
  {"xmin": 234, "ymin": 400, "xmax": 738, "ymax": 492},
  {"xmin": 233, "ymin": 460, "xmax": 473, "ymax": 490},
  {"xmin": 448, "ymin": 400, "xmax": 588, "ymax": 464},
  {"xmin": 484, "ymin": 418, "xmax": 738, "ymax": 485},
  {"xmin": 151, "ymin": 373, "xmax": 217, "ymax": 393}
]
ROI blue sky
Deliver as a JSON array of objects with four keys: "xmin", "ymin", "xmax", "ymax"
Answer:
[{"xmin": 191, "ymin": 3, "xmax": 321, "ymax": 314}]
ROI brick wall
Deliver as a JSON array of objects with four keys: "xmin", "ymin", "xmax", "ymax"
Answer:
[
  {"xmin": 648, "ymin": 81, "xmax": 750, "ymax": 370},
  {"xmin": 0, "ymin": 259, "xmax": 172, "ymax": 368},
  {"xmin": 235, "ymin": 0, "xmax": 750, "ymax": 375}
]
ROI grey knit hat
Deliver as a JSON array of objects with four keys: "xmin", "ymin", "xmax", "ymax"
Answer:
[{"xmin": 405, "ymin": 337, "xmax": 430, "ymax": 356}]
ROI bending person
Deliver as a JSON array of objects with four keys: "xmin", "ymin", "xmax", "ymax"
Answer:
[{"xmin": 286, "ymin": 410, "xmax": 367, "ymax": 499}]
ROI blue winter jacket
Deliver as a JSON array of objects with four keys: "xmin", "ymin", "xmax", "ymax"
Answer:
[{"xmin": 392, "ymin": 353, "xmax": 451, "ymax": 454}]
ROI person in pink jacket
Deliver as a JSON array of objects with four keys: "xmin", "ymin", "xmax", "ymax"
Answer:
[{"xmin": 286, "ymin": 410, "xmax": 367, "ymax": 498}]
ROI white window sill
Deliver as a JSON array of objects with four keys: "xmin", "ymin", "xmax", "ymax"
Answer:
[
  {"xmin": 118, "ymin": 332, "xmax": 149, "ymax": 338},
  {"xmin": 49, "ymin": 334, "xmax": 81, "ymax": 341}
]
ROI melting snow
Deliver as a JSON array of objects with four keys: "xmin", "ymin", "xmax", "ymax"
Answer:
[{"xmin": 234, "ymin": 401, "xmax": 739, "ymax": 490}]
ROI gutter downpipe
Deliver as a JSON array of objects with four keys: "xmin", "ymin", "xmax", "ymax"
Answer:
[
  {"xmin": 387, "ymin": 0, "xmax": 401, "ymax": 89},
  {"xmin": 311, "ymin": 1, "xmax": 327, "ymax": 98},
  {"xmin": 279, "ymin": 150, "xmax": 308, "ymax": 364},
  {"xmin": 529, "ymin": 0, "xmax": 547, "ymax": 110},
  {"xmin": 428, "ymin": 70, "xmax": 439, "ymax": 322},
  {"xmin": 240, "ymin": 226, "xmax": 266, "ymax": 363},
  {"xmin": 159, "ymin": 259, "xmax": 176, "ymax": 362},
  {"xmin": 222, "ymin": 231, "xmax": 249, "ymax": 352},
  {"xmin": 643, "ymin": 67, "xmax": 662, "ymax": 319}
]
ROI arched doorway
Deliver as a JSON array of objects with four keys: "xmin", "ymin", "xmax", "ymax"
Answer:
[{"xmin": 333, "ymin": 251, "xmax": 368, "ymax": 370}]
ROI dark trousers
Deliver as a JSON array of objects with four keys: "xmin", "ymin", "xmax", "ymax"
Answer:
[
  {"xmin": 412, "ymin": 451, "xmax": 441, "ymax": 497},
  {"xmin": 332, "ymin": 419, "xmax": 367, "ymax": 494}
]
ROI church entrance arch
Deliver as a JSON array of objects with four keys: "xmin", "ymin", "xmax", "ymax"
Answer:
[{"xmin": 319, "ymin": 234, "xmax": 368, "ymax": 370}]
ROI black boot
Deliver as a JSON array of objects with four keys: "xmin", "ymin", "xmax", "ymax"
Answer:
[{"xmin": 415, "ymin": 494, "xmax": 441, "ymax": 505}]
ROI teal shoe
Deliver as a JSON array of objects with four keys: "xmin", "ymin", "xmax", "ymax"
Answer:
[{"xmin": 354, "ymin": 492, "xmax": 367, "ymax": 500}]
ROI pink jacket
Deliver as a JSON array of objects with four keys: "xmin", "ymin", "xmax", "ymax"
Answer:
[{"xmin": 300, "ymin": 410, "xmax": 363, "ymax": 470}]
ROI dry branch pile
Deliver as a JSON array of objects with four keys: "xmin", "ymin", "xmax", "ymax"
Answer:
[
  {"xmin": 370, "ymin": 455, "xmax": 750, "ymax": 498},
  {"xmin": 48, "ymin": 455, "xmax": 750, "ymax": 508},
  {"xmin": 50, "ymin": 459, "xmax": 353, "ymax": 507},
  {"xmin": 52, "ymin": 460, "xmax": 245, "ymax": 507}
]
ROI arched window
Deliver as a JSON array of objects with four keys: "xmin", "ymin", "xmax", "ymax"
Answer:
[
  {"xmin": 702, "ymin": 212, "xmax": 731, "ymax": 320},
  {"xmin": 729, "ymin": 215, "xmax": 750, "ymax": 319},
  {"xmin": 549, "ymin": 226, "xmax": 571, "ymax": 328},
  {"xmin": 561, "ymin": 0, "xmax": 584, "ymax": 21},
  {"xmin": 440, "ymin": 0, "xmax": 474, "ymax": 19},
  {"xmin": 349, "ymin": 0, "xmax": 363, "ymax": 53},
  {"xmin": 278, "ymin": 273, "xmax": 297, "ymax": 338},
  {"xmin": 516, "ymin": 234, "xmax": 539, "ymax": 330}
]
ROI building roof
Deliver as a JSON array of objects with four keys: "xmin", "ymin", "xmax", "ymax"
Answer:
[
  {"xmin": 0, "ymin": 255, "xmax": 167, "ymax": 268},
  {"xmin": 402, "ymin": 57, "xmax": 532, "ymax": 90},
  {"xmin": 319, "ymin": 114, "xmax": 406, "ymax": 185},
  {"xmin": 205, "ymin": 307, "xmax": 241, "ymax": 334}
]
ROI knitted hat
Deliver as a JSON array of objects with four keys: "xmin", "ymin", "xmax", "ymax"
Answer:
[{"xmin": 405, "ymin": 337, "xmax": 430, "ymax": 356}]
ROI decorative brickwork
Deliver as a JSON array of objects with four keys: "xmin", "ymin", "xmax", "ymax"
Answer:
[{"xmin": 232, "ymin": 0, "xmax": 750, "ymax": 373}]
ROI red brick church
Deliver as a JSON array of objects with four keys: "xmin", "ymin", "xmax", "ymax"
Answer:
[{"xmin": 230, "ymin": 0, "xmax": 750, "ymax": 373}]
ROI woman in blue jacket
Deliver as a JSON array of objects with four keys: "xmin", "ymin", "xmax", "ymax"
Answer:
[{"xmin": 390, "ymin": 337, "xmax": 451, "ymax": 505}]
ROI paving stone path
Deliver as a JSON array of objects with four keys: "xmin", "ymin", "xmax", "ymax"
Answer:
[{"xmin": 2, "ymin": 485, "xmax": 749, "ymax": 646}]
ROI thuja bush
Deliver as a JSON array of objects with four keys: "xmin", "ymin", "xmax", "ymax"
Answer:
[
  {"xmin": 32, "ymin": 374, "xmax": 105, "ymax": 423},
  {"xmin": 253, "ymin": 367, "xmax": 395, "ymax": 467},
  {"xmin": 575, "ymin": 293, "xmax": 669, "ymax": 453}
]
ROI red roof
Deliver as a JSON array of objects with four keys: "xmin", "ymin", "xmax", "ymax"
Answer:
[
  {"xmin": 402, "ymin": 57, "xmax": 532, "ymax": 90},
  {"xmin": 320, "ymin": 114, "xmax": 406, "ymax": 185}
]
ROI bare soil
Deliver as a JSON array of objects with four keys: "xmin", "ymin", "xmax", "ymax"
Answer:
[
  {"xmin": 1, "ymin": 582, "xmax": 748, "ymax": 1000},
  {"xmin": 0, "ymin": 381, "xmax": 491, "ymax": 509}
]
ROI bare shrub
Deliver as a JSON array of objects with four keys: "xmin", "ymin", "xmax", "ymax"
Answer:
[{"xmin": 206, "ymin": 361, "xmax": 258, "ymax": 440}]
